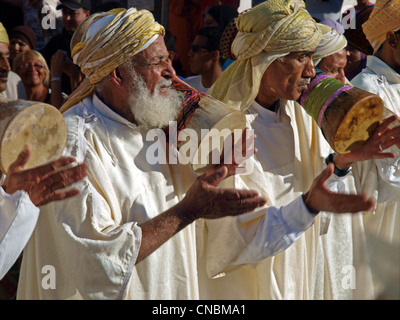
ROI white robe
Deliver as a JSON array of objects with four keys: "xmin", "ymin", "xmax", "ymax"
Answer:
[
  {"xmin": 17, "ymin": 94, "xmax": 199, "ymax": 299},
  {"xmin": 0, "ymin": 188, "xmax": 39, "ymax": 280},
  {"xmin": 16, "ymin": 94, "xmax": 318, "ymax": 300},
  {"xmin": 199, "ymin": 98, "xmax": 399, "ymax": 300},
  {"xmin": 350, "ymin": 55, "xmax": 400, "ymax": 299}
]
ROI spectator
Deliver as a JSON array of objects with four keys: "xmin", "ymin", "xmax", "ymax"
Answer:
[
  {"xmin": 41, "ymin": 0, "xmax": 91, "ymax": 94},
  {"xmin": 344, "ymin": 3, "xmax": 374, "ymax": 80},
  {"xmin": 203, "ymin": 4, "xmax": 238, "ymax": 31},
  {"xmin": 185, "ymin": 26, "xmax": 225, "ymax": 92},
  {"xmin": 9, "ymin": 26, "xmax": 37, "ymax": 62},
  {"xmin": 13, "ymin": 49, "xmax": 66, "ymax": 107},
  {"xmin": 204, "ymin": 4, "xmax": 238, "ymax": 70}
]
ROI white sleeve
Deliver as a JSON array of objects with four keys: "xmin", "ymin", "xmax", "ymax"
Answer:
[
  {"xmin": 0, "ymin": 187, "xmax": 39, "ymax": 280},
  {"xmin": 204, "ymin": 196, "xmax": 316, "ymax": 278},
  {"xmin": 232, "ymin": 196, "xmax": 316, "ymax": 265}
]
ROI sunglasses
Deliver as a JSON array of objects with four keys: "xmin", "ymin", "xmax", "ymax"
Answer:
[
  {"xmin": 190, "ymin": 45, "xmax": 213, "ymax": 53},
  {"xmin": 17, "ymin": 62, "xmax": 45, "ymax": 71}
]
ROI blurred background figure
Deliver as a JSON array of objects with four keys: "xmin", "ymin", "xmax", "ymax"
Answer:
[
  {"xmin": 41, "ymin": 0, "xmax": 91, "ymax": 95},
  {"xmin": 344, "ymin": 2, "xmax": 374, "ymax": 80},
  {"xmin": 203, "ymin": 4, "xmax": 238, "ymax": 31},
  {"xmin": 314, "ymin": 23, "xmax": 349, "ymax": 84},
  {"xmin": 14, "ymin": 50, "xmax": 50, "ymax": 102},
  {"xmin": 203, "ymin": 3, "xmax": 238, "ymax": 70},
  {"xmin": 164, "ymin": 29, "xmax": 185, "ymax": 79},
  {"xmin": 185, "ymin": 26, "xmax": 225, "ymax": 92},
  {"xmin": 8, "ymin": 26, "xmax": 37, "ymax": 64},
  {"xmin": 13, "ymin": 49, "xmax": 66, "ymax": 107}
]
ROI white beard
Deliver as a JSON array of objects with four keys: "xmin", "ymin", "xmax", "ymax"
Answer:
[{"xmin": 128, "ymin": 73, "xmax": 183, "ymax": 129}]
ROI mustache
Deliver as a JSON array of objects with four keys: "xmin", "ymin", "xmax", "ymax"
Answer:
[
  {"xmin": 0, "ymin": 71, "xmax": 9, "ymax": 78},
  {"xmin": 298, "ymin": 78, "xmax": 311, "ymax": 87},
  {"xmin": 156, "ymin": 79, "xmax": 172, "ymax": 89}
]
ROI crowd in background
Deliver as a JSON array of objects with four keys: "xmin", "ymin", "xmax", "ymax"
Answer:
[
  {"xmin": 1, "ymin": 0, "xmax": 399, "ymax": 301},
  {"xmin": 0, "ymin": 0, "xmax": 375, "ymax": 108}
]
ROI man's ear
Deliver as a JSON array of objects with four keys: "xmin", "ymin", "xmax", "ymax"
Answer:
[
  {"xmin": 212, "ymin": 50, "xmax": 220, "ymax": 62},
  {"xmin": 386, "ymin": 31, "xmax": 399, "ymax": 49},
  {"xmin": 109, "ymin": 68, "xmax": 123, "ymax": 86}
]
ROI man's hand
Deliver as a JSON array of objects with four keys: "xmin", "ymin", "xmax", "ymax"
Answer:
[
  {"xmin": 181, "ymin": 164, "xmax": 267, "ymax": 220},
  {"xmin": 3, "ymin": 146, "xmax": 88, "ymax": 206},
  {"xmin": 222, "ymin": 127, "xmax": 257, "ymax": 175},
  {"xmin": 303, "ymin": 163, "xmax": 375, "ymax": 214},
  {"xmin": 334, "ymin": 115, "xmax": 400, "ymax": 170}
]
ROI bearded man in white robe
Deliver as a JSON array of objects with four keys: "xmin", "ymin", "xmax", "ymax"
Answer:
[{"xmin": 16, "ymin": 8, "xmax": 269, "ymax": 300}]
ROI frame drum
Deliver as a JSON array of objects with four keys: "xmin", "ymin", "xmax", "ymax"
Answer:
[
  {"xmin": 300, "ymin": 72, "xmax": 385, "ymax": 154},
  {"xmin": 170, "ymin": 77, "xmax": 247, "ymax": 173},
  {"xmin": 0, "ymin": 99, "xmax": 67, "ymax": 174}
]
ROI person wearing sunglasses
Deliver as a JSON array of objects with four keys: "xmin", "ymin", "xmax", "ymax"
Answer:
[
  {"xmin": 184, "ymin": 26, "xmax": 225, "ymax": 92},
  {"xmin": 13, "ymin": 49, "xmax": 66, "ymax": 107}
]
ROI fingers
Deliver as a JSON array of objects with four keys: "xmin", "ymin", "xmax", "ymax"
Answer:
[
  {"xmin": 27, "ymin": 162, "xmax": 88, "ymax": 207},
  {"xmin": 326, "ymin": 193, "xmax": 375, "ymax": 213},
  {"xmin": 26, "ymin": 157, "xmax": 79, "ymax": 179},
  {"xmin": 315, "ymin": 162, "xmax": 334, "ymax": 186},
  {"xmin": 8, "ymin": 145, "xmax": 31, "ymax": 171},
  {"xmin": 202, "ymin": 165, "xmax": 228, "ymax": 186}
]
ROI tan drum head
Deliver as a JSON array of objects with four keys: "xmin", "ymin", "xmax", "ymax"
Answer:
[
  {"xmin": 333, "ymin": 95, "xmax": 384, "ymax": 153},
  {"xmin": 177, "ymin": 94, "xmax": 247, "ymax": 173},
  {"xmin": 0, "ymin": 100, "xmax": 67, "ymax": 173}
]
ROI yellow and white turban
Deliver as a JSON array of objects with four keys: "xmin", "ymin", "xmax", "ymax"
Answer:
[
  {"xmin": 0, "ymin": 22, "xmax": 9, "ymax": 45},
  {"xmin": 210, "ymin": 0, "xmax": 321, "ymax": 111},
  {"xmin": 61, "ymin": 8, "xmax": 165, "ymax": 112},
  {"xmin": 363, "ymin": 0, "xmax": 400, "ymax": 53},
  {"xmin": 313, "ymin": 23, "xmax": 347, "ymax": 66}
]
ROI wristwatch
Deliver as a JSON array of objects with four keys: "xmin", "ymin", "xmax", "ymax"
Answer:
[{"xmin": 325, "ymin": 153, "xmax": 351, "ymax": 177}]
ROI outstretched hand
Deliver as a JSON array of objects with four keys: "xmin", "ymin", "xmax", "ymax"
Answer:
[
  {"xmin": 182, "ymin": 164, "xmax": 267, "ymax": 220},
  {"xmin": 303, "ymin": 163, "xmax": 375, "ymax": 214},
  {"xmin": 3, "ymin": 146, "xmax": 88, "ymax": 206},
  {"xmin": 334, "ymin": 115, "xmax": 400, "ymax": 170}
]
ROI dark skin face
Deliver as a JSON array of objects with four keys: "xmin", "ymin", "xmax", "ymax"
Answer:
[
  {"xmin": 317, "ymin": 48, "xmax": 348, "ymax": 84},
  {"xmin": 256, "ymin": 51, "xmax": 316, "ymax": 109}
]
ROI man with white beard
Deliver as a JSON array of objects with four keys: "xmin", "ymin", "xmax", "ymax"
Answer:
[
  {"xmin": 16, "ymin": 7, "xmax": 383, "ymax": 300},
  {"xmin": 16, "ymin": 8, "xmax": 268, "ymax": 300}
]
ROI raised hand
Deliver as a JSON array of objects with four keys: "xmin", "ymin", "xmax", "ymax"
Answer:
[
  {"xmin": 181, "ymin": 164, "xmax": 267, "ymax": 220},
  {"xmin": 3, "ymin": 146, "xmax": 88, "ymax": 206},
  {"xmin": 303, "ymin": 163, "xmax": 375, "ymax": 214},
  {"xmin": 334, "ymin": 115, "xmax": 400, "ymax": 170}
]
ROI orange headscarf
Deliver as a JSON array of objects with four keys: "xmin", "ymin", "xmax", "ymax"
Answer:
[{"xmin": 363, "ymin": 0, "xmax": 400, "ymax": 53}]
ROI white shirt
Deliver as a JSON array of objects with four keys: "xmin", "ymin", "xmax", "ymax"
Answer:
[
  {"xmin": 18, "ymin": 94, "xmax": 321, "ymax": 300},
  {"xmin": 3, "ymin": 71, "xmax": 27, "ymax": 100},
  {"xmin": 183, "ymin": 75, "xmax": 210, "ymax": 93},
  {"xmin": 0, "ymin": 187, "xmax": 39, "ymax": 280},
  {"xmin": 350, "ymin": 54, "xmax": 400, "ymax": 299}
]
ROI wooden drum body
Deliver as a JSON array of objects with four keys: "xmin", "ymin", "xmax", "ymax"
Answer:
[
  {"xmin": 300, "ymin": 72, "xmax": 384, "ymax": 154},
  {"xmin": 0, "ymin": 99, "xmax": 67, "ymax": 173},
  {"xmin": 170, "ymin": 77, "xmax": 247, "ymax": 173}
]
